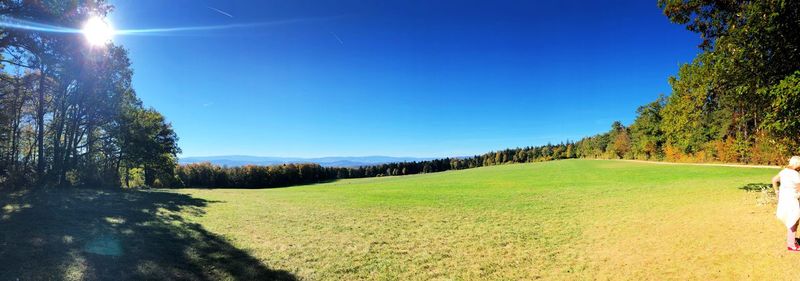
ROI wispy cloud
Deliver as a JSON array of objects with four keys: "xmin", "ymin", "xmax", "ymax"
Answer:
[
  {"xmin": 202, "ymin": 102, "xmax": 214, "ymax": 107},
  {"xmin": 116, "ymin": 16, "xmax": 342, "ymax": 36},
  {"xmin": 330, "ymin": 31, "xmax": 344, "ymax": 45},
  {"xmin": 207, "ymin": 6, "xmax": 234, "ymax": 18}
]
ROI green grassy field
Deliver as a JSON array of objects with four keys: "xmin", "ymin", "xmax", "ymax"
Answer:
[{"xmin": 1, "ymin": 159, "xmax": 795, "ymax": 280}]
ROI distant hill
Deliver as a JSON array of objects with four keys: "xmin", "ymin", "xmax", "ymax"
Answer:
[{"xmin": 178, "ymin": 155, "xmax": 436, "ymax": 167}]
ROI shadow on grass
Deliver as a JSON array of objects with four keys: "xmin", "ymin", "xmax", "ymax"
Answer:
[
  {"xmin": 0, "ymin": 188, "xmax": 296, "ymax": 281},
  {"xmin": 739, "ymin": 183, "xmax": 771, "ymax": 191}
]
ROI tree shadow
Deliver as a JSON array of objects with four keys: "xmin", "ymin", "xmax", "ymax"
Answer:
[
  {"xmin": 0, "ymin": 188, "xmax": 296, "ymax": 280},
  {"xmin": 739, "ymin": 183, "xmax": 771, "ymax": 191}
]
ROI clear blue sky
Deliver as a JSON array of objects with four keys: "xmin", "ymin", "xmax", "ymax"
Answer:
[{"xmin": 109, "ymin": 0, "xmax": 699, "ymax": 158}]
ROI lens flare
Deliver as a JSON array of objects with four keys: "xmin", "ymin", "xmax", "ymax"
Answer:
[
  {"xmin": 0, "ymin": 15, "xmax": 339, "ymax": 41},
  {"xmin": 82, "ymin": 16, "xmax": 114, "ymax": 46}
]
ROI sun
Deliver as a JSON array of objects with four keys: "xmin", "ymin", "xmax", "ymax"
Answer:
[{"xmin": 82, "ymin": 16, "xmax": 114, "ymax": 46}]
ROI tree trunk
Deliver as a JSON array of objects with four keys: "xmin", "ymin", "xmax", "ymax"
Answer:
[
  {"xmin": 51, "ymin": 87, "xmax": 68, "ymax": 186},
  {"xmin": 35, "ymin": 69, "xmax": 46, "ymax": 183},
  {"xmin": 8, "ymin": 78, "xmax": 21, "ymax": 172}
]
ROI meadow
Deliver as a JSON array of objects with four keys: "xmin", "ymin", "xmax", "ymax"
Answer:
[{"xmin": 1, "ymin": 159, "xmax": 794, "ymax": 280}]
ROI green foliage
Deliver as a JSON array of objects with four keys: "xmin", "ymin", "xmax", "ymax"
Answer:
[
  {"xmin": 573, "ymin": 123, "xmax": 628, "ymax": 160},
  {"xmin": 763, "ymin": 71, "xmax": 800, "ymax": 151},
  {"xmin": 660, "ymin": 58, "xmax": 718, "ymax": 154},
  {"xmin": 629, "ymin": 96, "xmax": 666, "ymax": 159},
  {"xmin": 118, "ymin": 107, "xmax": 180, "ymax": 187},
  {"xmin": 123, "ymin": 167, "xmax": 146, "ymax": 188},
  {"xmin": 658, "ymin": 0, "xmax": 743, "ymax": 50}
]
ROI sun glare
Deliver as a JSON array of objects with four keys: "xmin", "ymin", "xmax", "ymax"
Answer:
[{"xmin": 82, "ymin": 16, "xmax": 114, "ymax": 46}]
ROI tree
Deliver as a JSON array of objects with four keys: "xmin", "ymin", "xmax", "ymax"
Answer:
[
  {"xmin": 118, "ymin": 106, "xmax": 180, "ymax": 187},
  {"xmin": 606, "ymin": 122, "xmax": 631, "ymax": 159},
  {"xmin": 763, "ymin": 71, "xmax": 800, "ymax": 152},
  {"xmin": 629, "ymin": 95, "xmax": 666, "ymax": 159},
  {"xmin": 660, "ymin": 57, "xmax": 720, "ymax": 154}
]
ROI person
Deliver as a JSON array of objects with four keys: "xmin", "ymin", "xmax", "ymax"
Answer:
[{"xmin": 774, "ymin": 156, "xmax": 800, "ymax": 251}]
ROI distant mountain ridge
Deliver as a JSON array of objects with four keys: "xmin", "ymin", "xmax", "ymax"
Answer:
[{"xmin": 178, "ymin": 155, "xmax": 436, "ymax": 167}]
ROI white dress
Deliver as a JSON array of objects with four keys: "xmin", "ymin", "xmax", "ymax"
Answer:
[{"xmin": 776, "ymin": 168, "xmax": 800, "ymax": 228}]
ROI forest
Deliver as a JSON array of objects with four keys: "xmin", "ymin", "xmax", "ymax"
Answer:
[{"xmin": 3, "ymin": 0, "xmax": 800, "ymax": 189}]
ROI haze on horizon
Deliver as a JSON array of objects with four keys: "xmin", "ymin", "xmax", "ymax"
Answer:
[{"xmin": 110, "ymin": 0, "xmax": 699, "ymax": 158}]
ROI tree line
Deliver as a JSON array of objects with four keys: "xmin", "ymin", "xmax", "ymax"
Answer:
[
  {"xmin": 0, "ymin": 1, "xmax": 180, "ymax": 189},
  {"xmin": 173, "ymin": 143, "xmax": 578, "ymax": 188}
]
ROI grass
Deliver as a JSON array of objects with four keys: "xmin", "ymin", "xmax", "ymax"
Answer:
[{"xmin": 0, "ymin": 159, "xmax": 793, "ymax": 280}]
